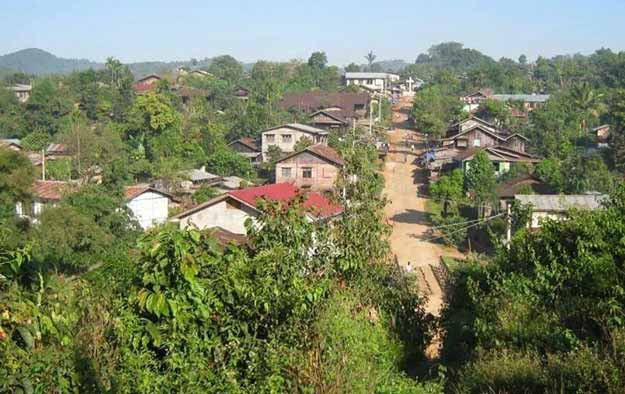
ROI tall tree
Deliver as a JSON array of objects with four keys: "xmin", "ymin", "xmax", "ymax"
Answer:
[{"xmin": 365, "ymin": 51, "xmax": 376, "ymax": 70}]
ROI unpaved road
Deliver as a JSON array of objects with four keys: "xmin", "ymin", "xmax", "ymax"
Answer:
[{"xmin": 383, "ymin": 97, "xmax": 463, "ymax": 317}]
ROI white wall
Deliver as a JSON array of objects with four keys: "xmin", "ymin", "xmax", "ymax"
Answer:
[
  {"xmin": 126, "ymin": 191, "xmax": 170, "ymax": 230},
  {"xmin": 178, "ymin": 199, "xmax": 258, "ymax": 235}
]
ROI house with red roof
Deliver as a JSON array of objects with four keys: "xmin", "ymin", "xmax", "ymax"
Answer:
[
  {"xmin": 133, "ymin": 74, "xmax": 161, "ymax": 94},
  {"xmin": 275, "ymin": 144, "xmax": 345, "ymax": 191},
  {"xmin": 124, "ymin": 184, "xmax": 179, "ymax": 230},
  {"xmin": 173, "ymin": 183, "xmax": 343, "ymax": 235},
  {"xmin": 16, "ymin": 180, "xmax": 72, "ymax": 220}
]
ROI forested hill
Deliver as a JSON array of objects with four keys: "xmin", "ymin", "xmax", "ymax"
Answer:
[
  {"xmin": 0, "ymin": 48, "xmax": 102, "ymax": 75},
  {"xmin": 0, "ymin": 48, "xmax": 223, "ymax": 77}
]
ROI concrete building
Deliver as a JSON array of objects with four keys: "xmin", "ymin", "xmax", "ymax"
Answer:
[
  {"xmin": 275, "ymin": 144, "xmax": 344, "ymax": 191},
  {"xmin": 260, "ymin": 123, "xmax": 328, "ymax": 161},
  {"xmin": 173, "ymin": 183, "xmax": 343, "ymax": 235},
  {"xmin": 344, "ymin": 72, "xmax": 400, "ymax": 94}
]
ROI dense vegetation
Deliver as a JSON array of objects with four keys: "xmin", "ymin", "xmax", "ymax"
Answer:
[{"xmin": 3, "ymin": 41, "xmax": 625, "ymax": 392}]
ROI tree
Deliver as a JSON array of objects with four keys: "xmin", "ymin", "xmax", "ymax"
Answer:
[
  {"xmin": 345, "ymin": 63, "xmax": 361, "ymax": 72},
  {"xmin": 208, "ymin": 55, "xmax": 243, "ymax": 84},
  {"xmin": 0, "ymin": 149, "xmax": 35, "ymax": 219},
  {"xmin": 294, "ymin": 136, "xmax": 314, "ymax": 152},
  {"xmin": 365, "ymin": 51, "xmax": 376, "ymax": 71},
  {"xmin": 518, "ymin": 54, "xmax": 528, "ymax": 66},
  {"xmin": 308, "ymin": 51, "xmax": 328, "ymax": 70},
  {"xmin": 571, "ymin": 81, "xmax": 605, "ymax": 135},
  {"xmin": 430, "ymin": 169, "xmax": 464, "ymax": 216},
  {"xmin": 412, "ymin": 85, "xmax": 463, "ymax": 140},
  {"xmin": 206, "ymin": 145, "xmax": 254, "ymax": 178},
  {"xmin": 464, "ymin": 150, "xmax": 496, "ymax": 217}
]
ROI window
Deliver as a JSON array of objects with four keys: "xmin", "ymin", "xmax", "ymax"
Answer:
[
  {"xmin": 266, "ymin": 134, "xmax": 275, "ymax": 143},
  {"xmin": 282, "ymin": 134, "xmax": 292, "ymax": 143},
  {"xmin": 473, "ymin": 139, "xmax": 481, "ymax": 147},
  {"xmin": 281, "ymin": 167, "xmax": 292, "ymax": 178},
  {"xmin": 367, "ymin": 79, "xmax": 373, "ymax": 85},
  {"xmin": 302, "ymin": 167, "xmax": 312, "ymax": 179},
  {"xmin": 354, "ymin": 104, "xmax": 365, "ymax": 110}
]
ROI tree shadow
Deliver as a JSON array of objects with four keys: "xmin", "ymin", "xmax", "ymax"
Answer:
[{"xmin": 390, "ymin": 209, "xmax": 431, "ymax": 225}]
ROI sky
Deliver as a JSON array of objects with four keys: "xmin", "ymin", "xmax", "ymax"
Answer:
[{"xmin": 2, "ymin": 0, "xmax": 625, "ymax": 65}]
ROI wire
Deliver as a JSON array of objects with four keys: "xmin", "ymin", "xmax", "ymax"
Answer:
[
  {"xmin": 419, "ymin": 213, "xmax": 505, "ymax": 243},
  {"xmin": 429, "ymin": 216, "xmax": 489, "ymax": 230}
]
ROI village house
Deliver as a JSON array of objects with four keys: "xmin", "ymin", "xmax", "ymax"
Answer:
[
  {"xmin": 45, "ymin": 143, "xmax": 72, "ymax": 159},
  {"xmin": 496, "ymin": 175, "xmax": 555, "ymax": 210},
  {"xmin": 456, "ymin": 146, "xmax": 541, "ymax": 176},
  {"xmin": 0, "ymin": 139, "xmax": 23, "ymax": 151},
  {"xmin": 16, "ymin": 180, "xmax": 70, "ymax": 220},
  {"xmin": 261, "ymin": 123, "xmax": 328, "ymax": 161},
  {"xmin": 279, "ymin": 91, "xmax": 370, "ymax": 130},
  {"xmin": 461, "ymin": 90, "xmax": 550, "ymax": 114},
  {"xmin": 443, "ymin": 117, "xmax": 529, "ymax": 152},
  {"xmin": 423, "ymin": 116, "xmax": 536, "ymax": 179},
  {"xmin": 344, "ymin": 72, "xmax": 400, "ymax": 94},
  {"xmin": 173, "ymin": 183, "xmax": 343, "ymax": 235},
  {"xmin": 460, "ymin": 89, "xmax": 494, "ymax": 112},
  {"xmin": 228, "ymin": 137, "xmax": 262, "ymax": 164},
  {"xmin": 133, "ymin": 74, "xmax": 161, "ymax": 94},
  {"xmin": 592, "ymin": 124, "xmax": 611, "ymax": 148},
  {"xmin": 124, "ymin": 185, "xmax": 179, "ymax": 230},
  {"xmin": 9, "ymin": 84, "xmax": 32, "ymax": 103},
  {"xmin": 275, "ymin": 144, "xmax": 344, "ymax": 191},
  {"xmin": 515, "ymin": 194, "xmax": 607, "ymax": 230}
]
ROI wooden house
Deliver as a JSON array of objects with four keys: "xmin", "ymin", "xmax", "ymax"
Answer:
[{"xmin": 275, "ymin": 144, "xmax": 344, "ymax": 191}]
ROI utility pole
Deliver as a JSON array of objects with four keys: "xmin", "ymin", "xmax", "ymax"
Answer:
[
  {"xmin": 369, "ymin": 98, "xmax": 373, "ymax": 136},
  {"xmin": 506, "ymin": 202, "xmax": 512, "ymax": 249},
  {"xmin": 41, "ymin": 149, "xmax": 46, "ymax": 181}
]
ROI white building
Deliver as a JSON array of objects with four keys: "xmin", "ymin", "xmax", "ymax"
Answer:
[
  {"xmin": 8, "ymin": 84, "xmax": 32, "ymax": 103},
  {"xmin": 515, "ymin": 194, "xmax": 607, "ymax": 230},
  {"xmin": 344, "ymin": 72, "xmax": 400, "ymax": 94},
  {"xmin": 124, "ymin": 185, "xmax": 178, "ymax": 230}
]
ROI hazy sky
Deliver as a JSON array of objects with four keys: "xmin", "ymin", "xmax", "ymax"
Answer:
[{"xmin": 3, "ymin": 0, "xmax": 625, "ymax": 65}]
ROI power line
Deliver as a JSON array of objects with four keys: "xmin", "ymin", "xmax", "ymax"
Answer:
[{"xmin": 420, "ymin": 213, "xmax": 505, "ymax": 243}]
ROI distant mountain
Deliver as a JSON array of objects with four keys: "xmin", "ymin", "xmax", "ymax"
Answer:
[
  {"xmin": 0, "ymin": 48, "xmax": 103, "ymax": 75},
  {"xmin": 0, "ymin": 48, "xmax": 255, "ymax": 79}
]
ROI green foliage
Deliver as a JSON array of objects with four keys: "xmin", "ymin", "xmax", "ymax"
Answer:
[
  {"xmin": 293, "ymin": 136, "xmax": 313, "ymax": 152},
  {"xmin": 464, "ymin": 151, "xmax": 496, "ymax": 215},
  {"xmin": 443, "ymin": 184, "xmax": 625, "ymax": 392},
  {"xmin": 412, "ymin": 85, "xmax": 463, "ymax": 139},
  {"xmin": 0, "ymin": 149, "xmax": 35, "ymax": 220},
  {"xmin": 192, "ymin": 185, "xmax": 219, "ymax": 204},
  {"xmin": 206, "ymin": 145, "xmax": 254, "ymax": 178}
]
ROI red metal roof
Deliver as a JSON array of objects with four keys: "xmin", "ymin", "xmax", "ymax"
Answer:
[
  {"xmin": 229, "ymin": 183, "xmax": 342, "ymax": 218},
  {"xmin": 33, "ymin": 180, "xmax": 69, "ymax": 201}
]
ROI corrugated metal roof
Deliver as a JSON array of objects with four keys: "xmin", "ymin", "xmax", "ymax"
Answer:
[
  {"xmin": 492, "ymin": 94, "xmax": 550, "ymax": 103},
  {"xmin": 515, "ymin": 194, "xmax": 607, "ymax": 212},
  {"xmin": 187, "ymin": 168, "xmax": 220, "ymax": 182},
  {"xmin": 344, "ymin": 72, "xmax": 399, "ymax": 79}
]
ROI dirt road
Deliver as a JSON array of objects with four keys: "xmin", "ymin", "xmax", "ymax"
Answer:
[{"xmin": 383, "ymin": 97, "xmax": 463, "ymax": 317}]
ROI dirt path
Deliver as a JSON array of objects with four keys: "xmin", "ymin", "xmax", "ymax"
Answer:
[{"xmin": 383, "ymin": 97, "xmax": 463, "ymax": 317}]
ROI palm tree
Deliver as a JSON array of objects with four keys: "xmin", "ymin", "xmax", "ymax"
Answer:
[
  {"xmin": 571, "ymin": 82, "xmax": 605, "ymax": 136},
  {"xmin": 364, "ymin": 51, "xmax": 376, "ymax": 71}
]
